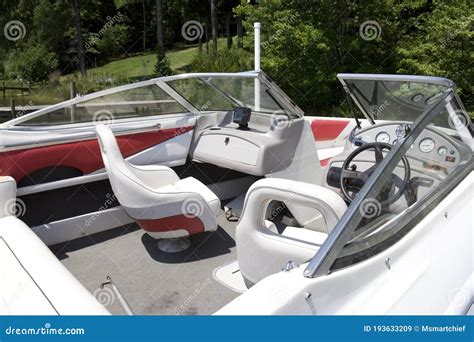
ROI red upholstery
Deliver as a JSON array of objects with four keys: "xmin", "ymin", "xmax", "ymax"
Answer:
[
  {"xmin": 311, "ymin": 119, "xmax": 349, "ymax": 141},
  {"xmin": 0, "ymin": 127, "xmax": 193, "ymax": 182},
  {"xmin": 137, "ymin": 215, "xmax": 205, "ymax": 236}
]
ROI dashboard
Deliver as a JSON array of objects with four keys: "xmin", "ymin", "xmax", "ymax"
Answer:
[
  {"xmin": 352, "ymin": 122, "xmax": 461, "ymax": 168},
  {"xmin": 323, "ymin": 121, "xmax": 470, "ymax": 213}
]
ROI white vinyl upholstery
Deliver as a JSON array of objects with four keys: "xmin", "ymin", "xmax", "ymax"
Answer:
[
  {"xmin": 0, "ymin": 177, "xmax": 16, "ymax": 218},
  {"xmin": 95, "ymin": 125, "xmax": 220, "ymax": 238},
  {"xmin": 168, "ymin": 177, "xmax": 221, "ymax": 216},
  {"xmin": 0, "ymin": 178, "xmax": 109, "ymax": 315},
  {"xmin": 236, "ymin": 178, "xmax": 347, "ymax": 285}
]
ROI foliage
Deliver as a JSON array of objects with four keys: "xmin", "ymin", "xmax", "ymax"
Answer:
[
  {"xmin": 0, "ymin": 0, "xmax": 472, "ymax": 115},
  {"xmin": 394, "ymin": 2, "xmax": 474, "ymax": 111},
  {"xmin": 154, "ymin": 48, "xmax": 173, "ymax": 77},
  {"xmin": 93, "ymin": 23, "xmax": 132, "ymax": 63},
  {"xmin": 4, "ymin": 44, "xmax": 59, "ymax": 82},
  {"xmin": 191, "ymin": 47, "xmax": 253, "ymax": 73},
  {"xmin": 79, "ymin": 45, "xmax": 202, "ymax": 80},
  {"xmin": 31, "ymin": 0, "xmax": 72, "ymax": 51},
  {"xmin": 235, "ymin": 0, "xmax": 473, "ymax": 115}
]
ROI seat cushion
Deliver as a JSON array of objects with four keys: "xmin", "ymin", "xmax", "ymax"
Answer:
[
  {"xmin": 0, "ymin": 216, "xmax": 109, "ymax": 315},
  {"xmin": 174, "ymin": 177, "xmax": 221, "ymax": 216}
]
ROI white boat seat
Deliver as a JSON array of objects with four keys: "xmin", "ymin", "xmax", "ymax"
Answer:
[
  {"xmin": 95, "ymin": 125, "xmax": 220, "ymax": 239},
  {"xmin": 236, "ymin": 178, "xmax": 347, "ymax": 286},
  {"xmin": 162, "ymin": 176, "xmax": 221, "ymax": 216},
  {"xmin": 0, "ymin": 176, "xmax": 109, "ymax": 315},
  {"xmin": 0, "ymin": 176, "xmax": 15, "ymax": 218}
]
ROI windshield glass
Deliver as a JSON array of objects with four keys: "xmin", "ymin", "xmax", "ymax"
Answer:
[
  {"xmin": 340, "ymin": 75, "xmax": 456, "ymax": 124},
  {"xmin": 336, "ymin": 94, "xmax": 472, "ymax": 267},
  {"xmin": 314, "ymin": 86, "xmax": 473, "ymax": 274},
  {"xmin": 17, "ymin": 84, "xmax": 187, "ymax": 126},
  {"xmin": 167, "ymin": 76, "xmax": 293, "ymax": 116}
]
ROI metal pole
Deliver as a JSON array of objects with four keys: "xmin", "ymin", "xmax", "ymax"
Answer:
[
  {"xmin": 254, "ymin": 22, "xmax": 261, "ymax": 112},
  {"xmin": 2, "ymin": 81, "xmax": 5, "ymax": 106},
  {"xmin": 70, "ymin": 81, "xmax": 76, "ymax": 122},
  {"xmin": 10, "ymin": 99, "xmax": 15, "ymax": 119},
  {"xmin": 101, "ymin": 276, "xmax": 134, "ymax": 316},
  {"xmin": 69, "ymin": 80, "xmax": 76, "ymax": 99}
]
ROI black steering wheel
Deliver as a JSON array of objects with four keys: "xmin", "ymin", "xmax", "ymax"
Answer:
[{"xmin": 340, "ymin": 142, "xmax": 411, "ymax": 207}]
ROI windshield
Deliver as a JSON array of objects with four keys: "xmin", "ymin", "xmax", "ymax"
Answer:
[
  {"xmin": 306, "ymin": 83, "xmax": 473, "ymax": 277},
  {"xmin": 338, "ymin": 74, "xmax": 456, "ymax": 124},
  {"xmin": 5, "ymin": 72, "xmax": 303, "ymax": 128},
  {"xmin": 15, "ymin": 84, "xmax": 187, "ymax": 127},
  {"xmin": 166, "ymin": 76, "xmax": 297, "ymax": 117}
]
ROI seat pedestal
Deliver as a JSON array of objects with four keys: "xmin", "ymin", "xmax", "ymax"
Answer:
[{"xmin": 157, "ymin": 238, "xmax": 191, "ymax": 253}]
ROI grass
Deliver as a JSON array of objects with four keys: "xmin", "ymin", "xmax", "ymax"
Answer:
[
  {"xmin": 63, "ymin": 38, "xmax": 229, "ymax": 81},
  {"xmin": 75, "ymin": 46, "xmax": 198, "ymax": 80},
  {"xmin": 1, "ymin": 39, "xmax": 231, "ymax": 107}
]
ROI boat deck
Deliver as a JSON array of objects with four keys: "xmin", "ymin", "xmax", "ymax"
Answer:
[{"xmin": 50, "ymin": 210, "xmax": 240, "ymax": 315}]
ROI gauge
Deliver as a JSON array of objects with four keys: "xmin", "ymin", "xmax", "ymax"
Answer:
[
  {"xmin": 419, "ymin": 138, "xmax": 435, "ymax": 153},
  {"xmin": 375, "ymin": 132, "xmax": 390, "ymax": 143},
  {"xmin": 438, "ymin": 146, "xmax": 448, "ymax": 155}
]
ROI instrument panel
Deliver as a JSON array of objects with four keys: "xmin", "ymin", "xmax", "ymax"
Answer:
[{"xmin": 353, "ymin": 123, "xmax": 460, "ymax": 167}]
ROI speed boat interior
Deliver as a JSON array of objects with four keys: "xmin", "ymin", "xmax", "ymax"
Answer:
[{"xmin": 0, "ymin": 72, "xmax": 472, "ymax": 315}]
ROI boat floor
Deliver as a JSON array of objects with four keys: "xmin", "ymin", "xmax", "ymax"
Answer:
[{"xmin": 49, "ymin": 210, "xmax": 241, "ymax": 315}]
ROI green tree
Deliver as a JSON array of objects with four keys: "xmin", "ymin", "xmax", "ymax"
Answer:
[
  {"xmin": 235, "ymin": 0, "xmax": 473, "ymax": 115},
  {"xmin": 69, "ymin": 0, "xmax": 87, "ymax": 76},
  {"xmin": 394, "ymin": 2, "xmax": 473, "ymax": 111},
  {"xmin": 191, "ymin": 47, "xmax": 253, "ymax": 72},
  {"xmin": 5, "ymin": 44, "xmax": 59, "ymax": 82},
  {"xmin": 31, "ymin": 0, "xmax": 71, "ymax": 51},
  {"xmin": 235, "ymin": 0, "xmax": 398, "ymax": 115},
  {"xmin": 154, "ymin": 48, "xmax": 172, "ymax": 76},
  {"xmin": 115, "ymin": 0, "xmax": 149, "ymax": 52},
  {"xmin": 94, "ymin": 23, "xmax": 131, "ymax": 62}
]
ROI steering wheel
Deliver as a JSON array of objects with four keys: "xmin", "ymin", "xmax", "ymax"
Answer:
[{"xmin": 340, "ymin": 142, "xmax": 410, "ymax": 207}]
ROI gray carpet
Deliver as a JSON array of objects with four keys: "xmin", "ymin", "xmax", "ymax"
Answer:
[{"xmin": 50, "ymin": 211, "xmax": 240, "ymax": 315}]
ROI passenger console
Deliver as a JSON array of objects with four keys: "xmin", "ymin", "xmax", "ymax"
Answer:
[{"xmin": 192, "ymin": 111, "xmax": 304, "ymax": 176}]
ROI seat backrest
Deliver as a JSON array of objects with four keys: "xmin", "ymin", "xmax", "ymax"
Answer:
[
  {"xmin": 0, "ymin": 177, "xmax": 17, "ymax": 219},
  {"xmin": 95, "ymin": 124, "xmax": 147, "ymax": 208},
  {"xmin": 0, "ymin": 215, "xmax": 109, "ymax": 315},
  {"xmin": 236, "ymin": 178, "xmax": 347, "ymax": 285}
]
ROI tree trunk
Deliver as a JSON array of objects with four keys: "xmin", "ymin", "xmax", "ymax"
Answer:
[
  {"xmin": 205, "ymin": 21, "xmax": 209, "ymax": 52},
  {"xmin": 142, "ymin": 0, "xmax": 146, "ymax": 52},
  {"xmin": 236, "ymin": 16, "xmax": 243, "ymax": 49},
  {"xmin": 156, "ymin": 0, "xmax": 164, "ymax": 51},
  {"xmin": 70, "ymin": 0, "xmax": 86, "ymax": 76},
  {"xmin": 226, "ymin": 13, "xmax": 232, "ymax": 49},
  {"xmin": 210, "ymin": 0, "xmax": 217, "ymax": 52}
]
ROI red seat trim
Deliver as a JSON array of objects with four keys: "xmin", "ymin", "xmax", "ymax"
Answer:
[{"xmin": 137, "ymin": 215, "xmax": 205, "ymax": 236}]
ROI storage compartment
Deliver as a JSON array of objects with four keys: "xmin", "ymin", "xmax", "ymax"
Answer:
[
  {"xmin": 191, "ymin": 120, "xmax": 305, "ymax": 176},
  {"xmin": 195, "ymin": 134, "xmax": 259, "ymax": 166}
]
